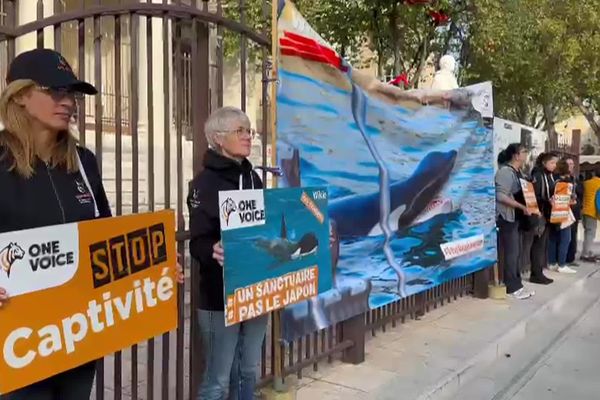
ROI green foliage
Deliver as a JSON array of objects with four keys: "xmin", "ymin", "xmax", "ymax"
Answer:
[
  {"xmin": 464, "ymin": 0, "xmax": 600, "ymax": 138},
  {"xmin": 218, "ymin": 0, "xmax": 464, "ymax": 87}
]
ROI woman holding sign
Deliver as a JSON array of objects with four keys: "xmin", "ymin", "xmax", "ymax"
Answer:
[
  {"xmin": 530, "ymin": 152, "xmax": 559, "ymax": 284},
  {"xmin": 188, "ymin": 107, "xmax": 267, "ymax": 400},
  {"xmin": 496, "ymin": 144, "xmax": 536, "ymax": 299},
  {"xmin": 0, "ymin": 48, "xmax": 112, "ymax": 400},
  {"xmin": 547, "ymin": 159, "xmax": 577, "ymax": 274}
]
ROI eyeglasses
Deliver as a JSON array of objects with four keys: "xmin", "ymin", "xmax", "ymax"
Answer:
[
  {"xmin": 37, "ymin": 86, "xmax": 84, "ymax": 101},
  {"xmin": 224, "ymin": 127, "xmax": 259, "ymax": 139}
]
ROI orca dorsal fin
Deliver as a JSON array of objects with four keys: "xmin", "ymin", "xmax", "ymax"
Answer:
[{"xmin": 281, "ymin": 215, "xmax": 287, "ymax": 239}]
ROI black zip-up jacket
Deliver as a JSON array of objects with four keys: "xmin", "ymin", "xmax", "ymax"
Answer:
[
  {"xmin": 532, "ymin": 168, "xmax": 556, "ymax": 220},
  {"xmin": 187, "ymin": 149, "xmax": 262, "ymax": 311},
  {"xmin": 0, "ymin": 145, "xmax": 112, "ymax": 234}
]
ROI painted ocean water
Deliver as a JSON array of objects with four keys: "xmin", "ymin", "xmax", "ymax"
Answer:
[{"xmin": 277, "ymin": 68, "xmax": 497, "ymax": 312}]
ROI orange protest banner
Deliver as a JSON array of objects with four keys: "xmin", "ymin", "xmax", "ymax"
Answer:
[
  {"xmin": 550, "ymin": 182, "xmax": 573, "ymax": 224},
  {"xmin": 519, "ymin": 179, "xmax": 540, "ymax": 215},
  {"xmin": 0, "ymin": 210, "xmax": 178, "ymax": 394}
]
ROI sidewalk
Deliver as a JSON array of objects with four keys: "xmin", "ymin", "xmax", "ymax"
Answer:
[{"xmin": 293, "ymin": 262, "xmax": 600, "ymax": 400}]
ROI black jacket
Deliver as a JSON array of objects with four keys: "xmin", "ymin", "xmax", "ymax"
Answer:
[
  {"xmin": 532, "ymin": 168, "xmax": 556, "ymax": 220},
  {"xmin": 0, "ymin": 145, "xmax": 112, "ymax": 234},
  {"xmin": 187, "ymin": 149, "xmax": 263, "ymax": 311}
]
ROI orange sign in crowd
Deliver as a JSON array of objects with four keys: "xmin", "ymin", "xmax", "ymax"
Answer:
[
  {"xmin": 0, "ymin": 211, "xmax": 178, "ymax": 394},
  {"xmin": 550, "ymin": 182, "xmax": 573, "ymax": 224},
  {"xmin": 519, "ymin": 179, "xmax": 541, "ymax": 215}
]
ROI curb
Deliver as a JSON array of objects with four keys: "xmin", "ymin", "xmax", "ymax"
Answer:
[{"xmin": 415, "ymin": 265, "xmax": 600, "ymax": 400}]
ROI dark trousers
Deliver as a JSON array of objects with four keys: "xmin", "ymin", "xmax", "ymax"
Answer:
[
  {"xmin": 531, "ymin": 223, "xmax": 550, "ymax": 279},
  {"xmin": 498, "ymin": 217, "xmax": 523, "ymax": 294},
  {"xmin": 566, "ymin": 220, "xmax": 579, "ymax": 263},
  {"xmin": 2, "ymin": 362, "xmax": 96, "ymax": 400},
  {"xmin": 519, "ymin": 231, "xmax": 535, "ymax": 274}
]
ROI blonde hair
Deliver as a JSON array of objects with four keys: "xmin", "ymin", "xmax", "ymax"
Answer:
[{"xmin": 0, "ymin": 79, "xmax": 79, "ymax": 178}]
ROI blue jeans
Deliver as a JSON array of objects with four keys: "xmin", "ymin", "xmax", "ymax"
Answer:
[
  {"xmin": 196, "ymin": 310, "xmax": 268, "ymax": 400},
  {"xmin": 549, "ymin": 226, "xmax": 572, "ymax": 267}
]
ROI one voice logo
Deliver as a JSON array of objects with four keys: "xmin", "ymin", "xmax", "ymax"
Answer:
[
  {"xmin": 0, "ymin": 224, "xmax": 79, "ymax": 297},
  {"xmin": 221, "ymin": 198, "xmax": 237, "ymax": 226},
  {"xmin": 0, "ymin": 241, "xmax": 75, "ymax": 277},
  {"xmin": 219, "ymin": 190, "xmax": 266, "ymax": 231},
  {"xmin": 0, "ymin": 243, "xmax": 25, "ymax": 277}
]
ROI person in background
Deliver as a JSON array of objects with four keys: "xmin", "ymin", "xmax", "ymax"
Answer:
[
  {"xmin": 547, "ymin": 159, "xmax": 577, "ymax": 274},
  {"xmin": 581, "ymin": 169, "xmax": 600, "ymax": 262},
  {"xmin": 529, "ymin": 152, "xmax": 559, "ymax": 284},
  {"xmin": 495, "ymin": 143, "xmax": 536, "ymax": 299},
  {"xmin": 565, "ymin": 157, "xmax": 583, "ymax": 266},
  {"xmin": 188, "ymin": 106, "xmax": 267, "ymax": 400}
]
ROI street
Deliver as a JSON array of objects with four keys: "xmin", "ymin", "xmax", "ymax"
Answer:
[{"xmin": 505, "ymin": 298, "xmax": 600, "ymax": 400}]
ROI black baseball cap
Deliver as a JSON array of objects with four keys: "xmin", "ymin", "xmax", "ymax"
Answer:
[{"xmin": 6, "ymin": 48, "xmax": 97, "ymax": 95}]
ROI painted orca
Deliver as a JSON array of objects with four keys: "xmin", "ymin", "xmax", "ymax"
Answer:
[
  {"xmin": 328, "ymin": 150, "xmax": 457, "ymax": 238},
  {"xmin": 255, "ymin": 215, "xmax": 319, "ymax": 265}
]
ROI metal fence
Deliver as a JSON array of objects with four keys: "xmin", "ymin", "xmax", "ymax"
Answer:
[{"xmin": 0, "ymin": 1, "xmax": 489, "ymax": 398}]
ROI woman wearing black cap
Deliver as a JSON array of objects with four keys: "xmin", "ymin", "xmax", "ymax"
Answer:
[
  {"xmin": 0, "ymin": 48, "xmax": 108, "ymax": 399},
  {"xmin": 0, "ymin": 48, "xmax": 187, "ymax": 399}
]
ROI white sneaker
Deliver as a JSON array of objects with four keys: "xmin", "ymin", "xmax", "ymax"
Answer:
[
  {"xmin": 549, "ymin": 264, "xmax": 559, "ymax": 272},
  {"xmin": 557, "ymin": 266, "xmax": 577, "ymax": 274},
  {"xmin": 508, "ymin": 288, "xmax": 535, "ymax": 300}
]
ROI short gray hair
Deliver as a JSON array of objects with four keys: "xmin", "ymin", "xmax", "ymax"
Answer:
[{"xmin": 204, "ymin": 106, "xmax": 250, "ymax": 150}]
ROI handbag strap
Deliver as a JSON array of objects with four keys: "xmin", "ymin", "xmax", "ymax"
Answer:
[{"xmin": 76, "ymin": 149, "xmax": 100, "ymax": 218}]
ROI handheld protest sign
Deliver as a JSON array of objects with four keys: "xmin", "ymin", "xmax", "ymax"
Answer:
[
  {"xmin": 0, "ymin": 210, "xmax": 177, "ymax": 394},
  {"xmin": 219, "ymin": 187, "xmax": 333, "ymax": 326},
  {"xmin": 550, "ymin": 182, "xmax": 572, "ymax": 224},
  {"xmin": 520, "ymin": 178, "xmax": 541, "ymax": 215}
]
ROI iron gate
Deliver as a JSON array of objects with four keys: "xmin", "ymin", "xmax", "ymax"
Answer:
[{"xmin": 0, "ymin": 0, "xmax": 272, "ymax": 398}]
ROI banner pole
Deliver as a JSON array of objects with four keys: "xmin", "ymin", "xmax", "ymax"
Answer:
[
  {"xmin": 270, "ymin": 0, "xmax": 285, "ymax": 393},
  {"xmin": 270, "ymin": 0, "xmax": 279, "ymax": 174}
]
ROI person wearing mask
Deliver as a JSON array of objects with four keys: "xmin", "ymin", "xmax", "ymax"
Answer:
[
  {"xmin": 547, "ymin": 159, "xmax": 577, "ymax": 274},
  {"xmin": 188, "ymin": 106, "xmax": 267, "ymax": 400},
  {"xmin": 0, "ymin": 48, "xmax": 184, "ymax": 399},
  {"xmin": 529, "ymin": 152, "xmax": 559, "ymax": 284},
  {"xmin": 495, "ymin": 143, "xmax": 536, "ymax": 299},
  {"xmin": 0, "ymin": 48, "xmax": 109, "ymax": 399},
  {"xmin": 565, "ymin": 157, "xmax": 583, "ymax": 266},
  {"xmin": 581, "ymin": 169, "xmax": 600, "ymax": 262}
]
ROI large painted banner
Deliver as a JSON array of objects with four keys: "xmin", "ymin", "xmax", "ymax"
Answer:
[
  {"xmin": 219, "ymin": 187, "xmax": 333, "ymax": 326},
  {"xmin": 276, "ymin": 0, "xmax": 497, "ymax": 341},
  {"xmin": 0, "ymin": 211, "xmax": 178, "ymax": 394}
]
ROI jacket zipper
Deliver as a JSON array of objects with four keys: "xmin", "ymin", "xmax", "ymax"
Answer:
[{"xmin": 46, "ymin": 163, "xmax": 66, "ymax": 223}]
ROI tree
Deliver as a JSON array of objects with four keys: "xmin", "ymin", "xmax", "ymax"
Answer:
[
  {"xmin": 221, "ymin": 0, "xmax": 465, "ymax": 89},
  {"xmin": 463, "ymin": 0, "xmax": 600, "ymax": 144},
  {"xmin": 220, "ymin": 0, "xmax": 368, "ymax": 67}
]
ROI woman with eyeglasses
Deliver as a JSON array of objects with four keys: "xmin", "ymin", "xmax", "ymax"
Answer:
[
  {"xmin": 0, "ymin": 48, "xmax": 112, "ymax": 399},
  {"xmin": 0, "ymin": 49, "xmax": 185, "ymax": 399},
  {"xmin": 187, "ymin": 106, "xmax": 266, "ymax": 400}
]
